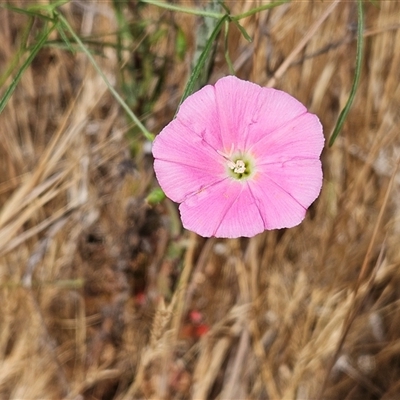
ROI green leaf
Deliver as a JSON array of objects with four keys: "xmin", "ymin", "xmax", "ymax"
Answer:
[
  {"xmin": 1, "ymin": 4, "xmax": 53, "ymax": 20},
  {"xmin": 219, "ymin": 0, "xmax": 252, "ymax": 42},
  {"xmin": 146, "ymin": 188, "xmax": 166, "ymax": 205},
  {"xmin": 178, "ymin": 14, "xmax": 228, "ymax": 109},
  {"xmin": 232, "ymin": 20, "xmax": 252, "ymax": 42},
  {"xmin": 0, "ymin": 23, "xmax": 56, "ymax": 115},
  {"xmin": 56, "ymin": 18, "xmax": 76, "ymax": 54},
  {"xmin": 0, "ymin": 16, "xmax": 34, "ymax": 88}
]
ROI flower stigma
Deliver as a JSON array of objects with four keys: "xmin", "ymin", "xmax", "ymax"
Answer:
[
  {"xmin": 227, "ymin": 156, "xmax": 254, "ymax": 180},
  {"xmin": 229, "ymin": 159, "xmax": 246, "ymax": 174},
  {"xmin": 217, "ymin": 149, "xmax": 254, "ymax": 180}
]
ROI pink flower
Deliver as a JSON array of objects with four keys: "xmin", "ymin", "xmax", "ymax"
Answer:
[{"xmin": 152, "ymin": 76, "xmax": 324, "ymax": 238}]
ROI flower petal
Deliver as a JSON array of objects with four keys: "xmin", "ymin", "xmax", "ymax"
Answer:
[
  {"xmin": 154, "ymin": 159, "xmax": 226, "ymax": 203},
  {"xmin": 153, "ymin": 119, "xmax": 225, "ymax": 202},
  {"xmin": 250, "ymin": 112, "xmax": 324, "ymax": 163},
  {"xmin": 248, "ymin": 180, "xmax": 305, "ymax": 229},
  {"xmin": 256, "ymin": 158, "xmax": 323, "ymax": 210},
  {"xmin": 214, "ymin": 76, "xmax": 308, "ymax": 152},
  {"xmin": 177, "ymin": 84, "xmax": 223, "ymax": 151},
  {"xmin": 180, "ymin": 180, "xmax": 265, "ymax": 238},
  {"xmin": 249, "ymin": 158, "xmax": 322, "ymax": 229},
  {"xmin": 214, "ymin": 76, "xmax": 262, "ymax": 151}
]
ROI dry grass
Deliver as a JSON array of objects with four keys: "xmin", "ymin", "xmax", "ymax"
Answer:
[{"xmin": 1, "ymin": 0, "xmax": 400, "ymax": 399}]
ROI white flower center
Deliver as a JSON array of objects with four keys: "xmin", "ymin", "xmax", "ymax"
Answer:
[{"xmin": 228, "ymin": 159, "xmax": 246, "ymax": 174}]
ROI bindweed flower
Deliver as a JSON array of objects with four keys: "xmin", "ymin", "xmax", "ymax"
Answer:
[{"xmin": 152, "ymin": 76, "xmax": 324, "ymax": 238}]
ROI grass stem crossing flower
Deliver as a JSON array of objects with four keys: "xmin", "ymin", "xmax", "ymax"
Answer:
[{"xmin": 153, "ymin": 76, "xmax": 324, "ymax": 238}]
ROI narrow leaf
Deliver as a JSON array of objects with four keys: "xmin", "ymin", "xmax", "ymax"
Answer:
[
  {"xmin": 178, "ymin": 15, "xmax": 228, "ymax": 109},
  {"xmin": 2, "ymin": 4, "xmax": 54, "ymax": 20},
  {"xmin": 232, "ymin": 20, "xmax": 252, "ymax": 42},
  {"xmin": 0, "ymin": 24, "xmax": 56, "ymax": 115}
]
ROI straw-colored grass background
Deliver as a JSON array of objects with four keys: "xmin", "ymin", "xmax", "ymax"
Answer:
[{"xmin": 1, "ymin": 0, "xmax": 400, "ymax": 399}]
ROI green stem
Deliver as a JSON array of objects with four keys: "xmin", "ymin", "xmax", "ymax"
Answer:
[
  {"xmin": 224, "ymin": 20, "xmax": 235, "ymax": 74},
  {"xmin": 141, "ymin": 0, "xmax": 288, "ymax": 21},
  {"xmin": 329, "ymin": 0, "xmax": 364, "ymax": 147},
  {"xmin": 58, "ymin": 13, "xmax": 154, "ymax": 141},
  {"xmin": 140, "ymin": 0, "xmax": 223, "ymax": 19},
  {"xmin": 0, "ymin": 16, "xmax": 34, "ymax": 88},
  {"xmin": 233, "ymin": 0, "xmax": 290, "ymax": 20}
]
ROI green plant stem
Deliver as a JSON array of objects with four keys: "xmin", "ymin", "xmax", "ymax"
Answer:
[
  {"xmin": 233, "ymin": 0, "xmax": 290, "ymax": 20},
  {"xmin": 224, "ymin": 21, "xmax": 235, "ymax": 74},
  {"xmin": 141, "ymin": 0, "xmax": 287, "ymax": 21},
  {"xmin": 58, "ymin": 13, "xmax": 154, "ymax": 141},
  {"xmin": 140, "ymin": 0, "xmax": 223, "ymax": 19},
  {"xmin": 1, "ymin": 3, "xmax": 55, "ymax": 20},
  {"xmin": 0, "ymin": 16, "xmax": 34, "ymax": 88},
  {"xmin": 329, "ymin": 0, "xmax": 364, "ymax": 146}
]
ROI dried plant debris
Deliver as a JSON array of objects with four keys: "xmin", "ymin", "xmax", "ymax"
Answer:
[{"xmin": 0, "ymin": 1, "xmax": 400, "ymax": 399}]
